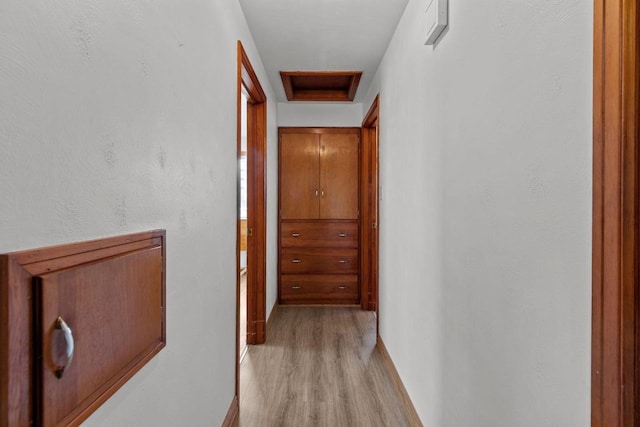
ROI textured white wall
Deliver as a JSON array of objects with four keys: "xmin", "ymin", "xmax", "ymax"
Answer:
[
  {"xmin": 365, "ymin": 0, "xmax": 592, "ymax": 425},
  {"xmin": 277, "ymin": 102, "xmax": 363, "ymax": 127},
  {"xmin": 0, "ymin": 1, "xmax": 277, "ymax": 425}
]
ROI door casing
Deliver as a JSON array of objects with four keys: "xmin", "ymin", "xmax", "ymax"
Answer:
[
  {"xmin": 361, "ymin": 96, "xmax": 380, "ymax": 331},
  {"xmin": 591, "ymin": 0, "xmax": 640, "ymax": 424},
  {"xmin": 235, "ymin": 41, "xmax": 267, "ymax": 402}
]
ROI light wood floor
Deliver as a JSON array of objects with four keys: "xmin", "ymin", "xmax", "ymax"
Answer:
[{"xmin": 238, "ymin": 306, "xmax": 414, "ymax": 427}]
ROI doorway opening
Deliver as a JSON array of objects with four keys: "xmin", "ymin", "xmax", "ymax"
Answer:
[
  {"xmin": 239, "ymin": 91, "xmax": 249, "ymax": 360},
  {"xmin": 234, "ymin": 40, "xmax": 267, "ymax": 413},
  {"xmin": 361, "ymin": 95, "xmax": 380, "ymax": 334}
]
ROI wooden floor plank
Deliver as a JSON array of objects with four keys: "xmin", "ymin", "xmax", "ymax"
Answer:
[{"xmin": 239, "ymin": 306, "xmax": 416, "ymax": 427}]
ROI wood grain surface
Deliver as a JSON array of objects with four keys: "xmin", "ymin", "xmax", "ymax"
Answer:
[
  {"xmin": 280, "ymin": 275, "xmax": 359, "ymax": 304},
  {"xmin": 239, "ymin": 306, "xmax": 418, "ymax": 426},
  {"xmin": 279, "ymin": 133, "xmax": 320, "ymax": 219},
  {"xmin": 280, "ymin": 222, "xmax": 358, "ymax": 248},
  {"xmin": 319, "ymin": 132, "xmax": 359, "ymax": 220},
  {"xmin": 280, "ymin": 248, "xmax": 358, "ymax": 275}
]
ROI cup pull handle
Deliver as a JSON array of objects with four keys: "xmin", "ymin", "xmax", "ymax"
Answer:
[
  {"xmin": 54, "ymin": 316, "xmax": 74, "ymax": 379},
  {"xmin": 291, "ymin": 259, "xmax": 302, "ymax": 264}
]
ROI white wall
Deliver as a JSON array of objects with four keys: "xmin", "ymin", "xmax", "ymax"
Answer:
[
  {"xmin": 278, "ymin": 102, "xmax": 363, "ymax": 127},
  {"xmin": 365, "ymin": 0, "xmax": 592, "ymax": 425},
  {"xmin": 0, "ymin": 1, "xmax": 277, "ymax": 425}
]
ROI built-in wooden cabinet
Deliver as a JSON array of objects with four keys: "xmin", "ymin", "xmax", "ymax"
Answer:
[
  {"xmin": 279, "ymin": 128, "xmax": 359, "ymax": 304},
  {"xmin": 280, "ymin": 129, "xmax": 359, "ymax": 220}
]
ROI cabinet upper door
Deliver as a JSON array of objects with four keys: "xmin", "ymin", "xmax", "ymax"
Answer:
[
  {"xmin": 280, "ymin": 133, "xmax": 320, "ymax": 219},
  {"xmin": 320, "ymin": 132, "xmax": 359, "ymax": 219}
]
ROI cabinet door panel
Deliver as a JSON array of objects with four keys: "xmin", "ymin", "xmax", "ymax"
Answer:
[
  {"xmin": 319, "ymin": 133, "xmax": 359, "ymax": 219},
  {"xmin": 280, "ymin": 133, "xmax": 319, "ymax": 219}
]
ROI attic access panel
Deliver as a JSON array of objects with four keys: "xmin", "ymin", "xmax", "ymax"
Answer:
[
  {"xmin": 280, "ymin": 71, "xmax": 362, "ymax": 102},
  {"xmin": 0, "ymin": 230, "xmax": 166, "ymax": 426}
]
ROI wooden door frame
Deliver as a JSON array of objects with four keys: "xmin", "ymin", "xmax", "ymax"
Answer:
[
  {"xmin": 592, "ymin": 0, "xmax": 639, "ymax": 424},
  {"xmin": 235, "ymin": 40, "xmax": 267, "ymax": 398},
  {"xmin": 361, "ymin": 95, "xmax": 380, "ymax": 325}
]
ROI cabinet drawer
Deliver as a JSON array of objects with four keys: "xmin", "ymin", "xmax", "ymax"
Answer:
[
  {"xmin": 281, "ymin": 222, "xmax": 358, "ymax": 248},
  {"xmin": 280, "ymin": 248, "xmax": 358, "ymax": 274},
  {"xmin": 280, "ymin": 275, "xmax": 358, "ymax": 303}
]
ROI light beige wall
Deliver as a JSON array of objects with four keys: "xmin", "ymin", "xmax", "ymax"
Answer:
[{"xmin": 365, "ymin": 0, "xmax": 592, "ymax": 425}]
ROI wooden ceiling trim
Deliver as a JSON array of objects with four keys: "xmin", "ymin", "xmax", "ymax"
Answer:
[{"xmin": 280, "ymin": 71, "xmax": 362, "ymax": 102}]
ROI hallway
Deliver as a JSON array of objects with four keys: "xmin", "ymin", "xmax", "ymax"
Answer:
[
  {"xmin": 239, "ymin": 307, "xmax": 417, "ymax": 427},
  {"xmin": 0, "ymin": 0, "xmax": 594, "ymax": 424}
]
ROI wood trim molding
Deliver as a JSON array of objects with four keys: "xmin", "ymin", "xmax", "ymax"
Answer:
[
  {"xmin": 279, "ymin": 71, "xmax": 362, "ymax": 102},
  {"xmin": 236, "ymin": 41, "xmax": 268, "ymax": 412},
  {"xmin": 239, "ymin": 46, "xmax": 266, "ymax": 103},
  {"xmin": 221, "ymin": 395, "xmax": 239, "ymax": 427},
  {"xmin": 592, "ymin": 0, "xmax": 639, "ymax": 425},
  {"xmin": 361, "ymin": 95, "xmax": 380, "ymax": 318},
  {"xmin": 376, "ymin": 337, "xmax": 423, "ymax": 427},
  {"xmin": 278, "ymin": 127, "xmax": 361, "ymax": 135},
  {"xmin": 362, "ymin": 94, "xmax": 380, "ymax": 128}
]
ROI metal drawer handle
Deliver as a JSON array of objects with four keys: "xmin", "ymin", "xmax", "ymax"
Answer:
[
  {"xmin": 291, "ymin": 286, "xmax": 302, "ymax": 290},
  {"xmin": 291, "ymin": 233, "xmax": 300, "ymax": 237},
  {"xmin": 338, "ymin": 259, "xmax": 349, "ymax": 264},
  {"xmin": 338, "ymin": 285, "xmax": 348, "ymax": 290},
  {"xmin": 315, "ymin": 189, "xmax": 319, "ymax": 197},
  {"xmin": 338, "ymin": 233, "xmax": 349, "ymax": 237},
  {"xmin": 291, "ymin": 259, "xmax": 302, "ymax": 264},
  {"xmin": 54, "ymin": 316, "xmax": 74, "ymax": 379}
]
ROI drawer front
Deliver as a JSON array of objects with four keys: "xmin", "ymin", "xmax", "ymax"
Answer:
[
  {"xmin": 280, "ymin": 248, "xmax": 358, "ymax": 274},
  {"xmin": 281, "ymin": 222, "xmax": 358, "ymax": 248},
  {"xmin": 280, "ymin": 275, "xmax": 358, "ymax": 303}
]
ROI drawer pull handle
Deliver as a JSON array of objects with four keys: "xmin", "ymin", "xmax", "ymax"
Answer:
[
  {"xmin": 291, "ymin": 233, "xmax": 300, "ymax": 237},
  {"xmin": 54, "ymin": 316, "xmax": 75, "ymax": 379},
  {"xmin": 338, "ymin": 259, "xmax": 349, "ymax": 264},
  {"xmin": 291, "ymin": 286, "xmax": 302, "ymax": 290},
  {"xmin": 338, "ymin": 233, "xmax": 349, "ymax": 237},
  {"xmin": 338, "ymin": 285, "xmax": 348, "ymax": 290},
  {"xmin": 291, "ymin": 259, "xmax": 302, "ymax": 264}
]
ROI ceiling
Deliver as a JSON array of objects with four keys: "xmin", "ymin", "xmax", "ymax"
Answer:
[{"xmin": 239, "ymin": 0, "xmax": 409, "ymax": 103}]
